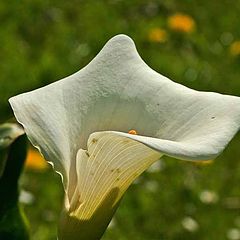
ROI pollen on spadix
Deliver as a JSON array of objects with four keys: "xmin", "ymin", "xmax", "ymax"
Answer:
[{"xmin": 128, "ymin": 129, "xmax": 137, "ymax": 135}]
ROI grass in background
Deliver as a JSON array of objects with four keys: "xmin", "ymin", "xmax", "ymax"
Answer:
[{"xmin": 1, "ymin": 1, "xmax": 240, "ymax": 239}]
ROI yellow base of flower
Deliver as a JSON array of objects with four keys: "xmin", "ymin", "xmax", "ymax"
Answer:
[{"xmin": 58, "ymin": 188, "xmax": 120, "ymax": 240}]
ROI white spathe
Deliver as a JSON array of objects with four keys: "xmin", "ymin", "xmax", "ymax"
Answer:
[{"xmin": 9, "ymin": 34, "xmax": 240, "ymax": 240}]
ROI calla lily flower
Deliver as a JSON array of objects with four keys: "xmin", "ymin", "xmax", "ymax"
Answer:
[{"xmin": 9, "ymin": 35, "xmax": 240, "ymax": 240}]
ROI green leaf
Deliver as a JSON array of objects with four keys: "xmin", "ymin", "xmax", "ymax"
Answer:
[
  {"xmin": 0, "ymin": 123, "xmax": 24, "ymax": 178},
  {"xmin": 0, "ymin": 123, "xmax": 29, "ymax": 240}
]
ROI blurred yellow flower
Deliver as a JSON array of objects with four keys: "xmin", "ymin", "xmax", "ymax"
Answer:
[
  {"xmin": 230, "ymin": 41, "xmax": 240, "ymax": 56},
  {"xmin": 168, "ymin": 13, "xmax": 195, "ymax": 33},
  {"xmin": 148, "ymin": 28, "xmax": 168, "ymax": 43},
  {"xmin": 25, "ymin": 148, "xmax": 48, "ymax": 170}
]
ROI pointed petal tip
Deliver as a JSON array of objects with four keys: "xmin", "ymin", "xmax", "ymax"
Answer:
[
  {"xmin": 9, "ymin": 94, "xmax": 67, "ymax": 184},
  {"xmin": 105, "ymin": 34, "xmax": 136, "ymax": 51},
  {"xmin": 91, "ymin": 33, "xmax": 141, "ymax": 69},
  {"xmin": 8, "ymin": 96, "xmax": 19, "ymax": 113},
  {"xmin": 8, "ymin": 96, "xmax": 14, "ymax": 106},
  {"xmin": 109, "ymin": 34, "xmax": 134, "ymax": 43}
]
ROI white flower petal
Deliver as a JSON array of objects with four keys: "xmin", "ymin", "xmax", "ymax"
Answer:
[
  {"xmin": 70, "ymin": 132, "xmax": 160, "ymax": 217},
  {"xmin": 59, "ymin": 132, "xmax": 160, "ymax": 240},
  {"xmin": 9, "ymin": 35, "xmax": 240, "ymax": 186},
  {"xmin": 8, "ymin": 34, "xmax": 240, "ymax": 239}
]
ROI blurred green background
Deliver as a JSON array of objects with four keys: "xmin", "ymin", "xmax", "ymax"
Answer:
[{"xmin": 1, "ymin": 0, "xmax": 240, "ymax": 239}]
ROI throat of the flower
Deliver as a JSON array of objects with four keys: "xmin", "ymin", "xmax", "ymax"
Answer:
[
  {"xmin": 59, "ymin": 132, "xmax": 161, "ymax": 240},
  {"xmin": 59, "ymin": 188, "xmax": 120, "ymax": 240}
]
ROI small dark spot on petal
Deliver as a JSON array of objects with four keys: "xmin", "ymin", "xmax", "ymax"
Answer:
[
  {"xmin": 92, "ymin": 138, "xmax": 98, "ymax": 143},
  {"xmin": 211, "ymin": 116, "xmax": 215, "ymax": 119}
]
